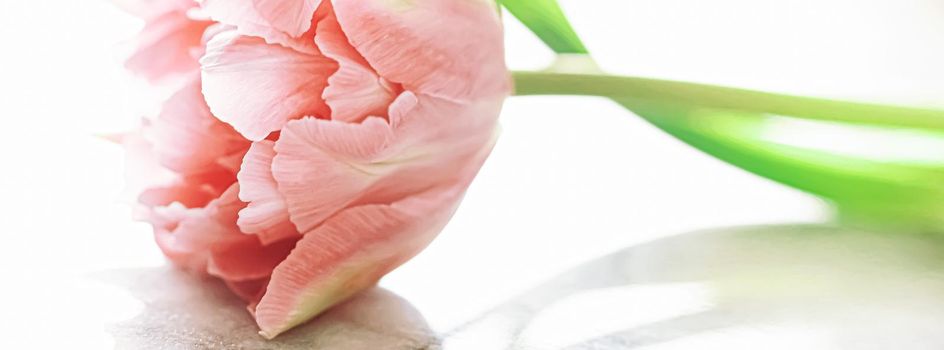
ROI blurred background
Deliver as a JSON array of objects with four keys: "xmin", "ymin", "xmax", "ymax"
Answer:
[{"xmin": 2, "ymin": 0, "xmax": 944, "ymax": 348}]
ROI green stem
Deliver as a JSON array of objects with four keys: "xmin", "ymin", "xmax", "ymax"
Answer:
[
  {"xmin": 513, "ymin": 71, "xmax": 944, "ymax": 131},
  {"xmin": 498, "ymin": 0, "xmax": 588, "ymax": 54},
  {"xmin": 513, "ymin": 70, "xmax": 944, "ymax": 230},
  {"xmin": 500, "ymin": 0, "xmax": 944, "ymax": 230}
]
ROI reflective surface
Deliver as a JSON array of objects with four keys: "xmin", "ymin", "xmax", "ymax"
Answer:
[
  {"xmin": 106, "ymin": 225, "xmax": 944, "ymax": 349},
  {"xmin": 446, "ymin": 225, "xmax": 944, "ymax": 350}
]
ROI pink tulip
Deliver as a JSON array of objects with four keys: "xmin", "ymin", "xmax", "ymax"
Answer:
[{"xmin": 122, "ymin": 0, "xmax": 510, "ymax": 338}]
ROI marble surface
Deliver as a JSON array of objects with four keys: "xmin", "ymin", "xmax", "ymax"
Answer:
[
  {"xmin": 446, "ymin": 225, "xmax": 944, "ymax": 350},
  {"xmin": 103, "ymin": 225, "xmax": 944, "ymax": 349},
  {"xmin": 103, "ymin": 269, "xmax": 435, "ymax": 349}
]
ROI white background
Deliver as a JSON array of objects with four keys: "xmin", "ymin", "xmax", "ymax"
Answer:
[{"xmin": 1, "ymin": 0, "xmax": 944, "ymax": 348}]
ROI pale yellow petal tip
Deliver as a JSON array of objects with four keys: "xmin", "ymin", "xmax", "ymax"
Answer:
[{"xmin": 259, "ymin": 329, "xmax": 279, "ymax": 340}]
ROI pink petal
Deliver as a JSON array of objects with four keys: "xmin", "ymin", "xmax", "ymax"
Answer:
[
  {"xmin": 121, "ymin": 130, "xmax": 185, "ymax": 204},
  {"xmin": 151, "ymin": 184, "xmax": 248, "ymax": 273},
  {"xmin": 144, "ymin": 77, "xmax": 250, "ymax": 175},
  {"xmin": 236, "ymin": 141, "xmax": 300, "ymax": 244},
  {"xmin": 332, "ymin": 0, "xmax": 511, "ymax": 101},
  {"xmin": 271, "ymin": 116, "xmax": 393, "ymax": 234},
  {"xmin": 314, "ymin": 4, "xmax": 398, "ymax": 123},
  {"xmin": 380, "ymin": 92, "xmax": 502, "ymax": 160},
  {"xmin": 224, "ymin": 278, "xmax": 269, "ymax": 305},
  {"xmin": 254, "ymin": 183, "xmax": 470, "ymax": 338},
  {"xmin": 125, "ymin": 10, "xmax": 213, "ymax": 82},
  {"xmin": 154, "ymin": 228, "xmax": 209, "ymax": 272},
  {"xmin": 271, "ymin": 91, "xmax": 502, "ymax": 234},
  {"xmin": 199, "ymin": 0, "xmax": 322, "ymax": 53},
  {"xmin": 216, "ymin": 150, "xmax": 249, "ymax": 174},
  {"xmin": 207, "ymin": 234, "xmax": 298, "ymax": 281},
  {"xmin": 201, "ymin": 29, "xmax": 336, "ymax": 141},
  {"xmin": 136, "ymin": 160, "xmax": 238, "ymax": 210},
  {"xmin": 139, "ymin": 182, "xmax": 220, "ymax": 209}
]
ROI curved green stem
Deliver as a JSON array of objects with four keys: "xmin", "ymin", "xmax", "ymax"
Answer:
[
  {"xmin": 500, "ymin": 2, "xmax": 944, "ymax": 230},
  {"xmin": 498, "ymin": 0, "xmax": 588, "ymax": 54},
  {"xmin": 513, "ymin": 70, "xmax": 944, "ymax": 230},
  {"xmin": 621, "ymin": 98, "xmax": 944, "ymax": 230},
  {"xmin": 513, "ymin": 71, "xmax": 944, "ymax": 131}
]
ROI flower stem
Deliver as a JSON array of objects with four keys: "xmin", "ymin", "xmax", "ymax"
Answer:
[
  {"xmin": 513, "ymin": 70, "xmax": 944, "ymax": 231},
  {"xmin": 501, "ymin": 0, "xmax": 944, "ymax": 230},
  {"xmin": 513, "ymin": 71, "xmax": 944, "ymax": 131},
  {"xmin": 498, "ymin": 0, "xmax": 588, "ymax": 54}
]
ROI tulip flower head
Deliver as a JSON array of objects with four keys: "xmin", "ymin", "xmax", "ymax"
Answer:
[{"xmin": 121, "ymin": 0, "xmax": 510, "ymax": 338}]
